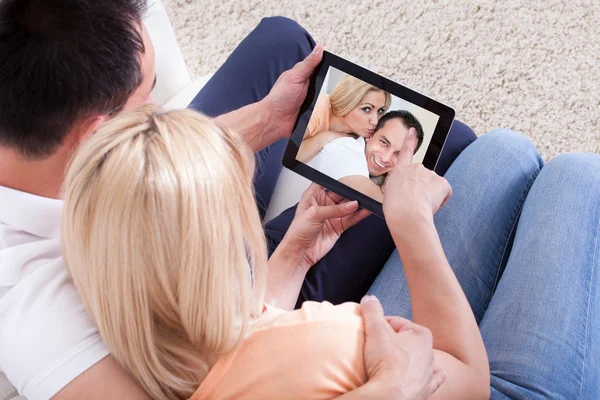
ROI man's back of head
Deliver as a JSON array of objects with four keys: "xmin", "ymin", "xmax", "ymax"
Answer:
[{"xmin": 0, "ymin": 0, "xmax": 147, "ymax": 160}]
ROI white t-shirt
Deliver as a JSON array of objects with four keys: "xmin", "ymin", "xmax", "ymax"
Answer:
[
  {"xmin": 0, "ymin": 186, "xmax": 109, "ymax": 400},
  {"xmin": 264, "ymin": 137, "xmax": 368, "ymax": 223}
]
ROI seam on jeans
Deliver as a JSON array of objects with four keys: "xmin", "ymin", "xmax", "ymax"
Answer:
[
  {"xmin": 578, "ymin": 199, "xmax": 600, "ymax": 399},
  {"xmin": 488, "ymin": 164, "xmax": 540, "ymax": 299}
]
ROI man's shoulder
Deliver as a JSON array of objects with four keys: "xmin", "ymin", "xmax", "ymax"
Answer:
[
  {"xmin": 0, "ymin": 226, "xmax": 108, "ymax": 399},
  {"xmin": 322, "ymin": 136, "xmax": 365, "ymax": 155}
]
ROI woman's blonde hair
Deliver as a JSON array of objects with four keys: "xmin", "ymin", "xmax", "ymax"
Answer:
[
  {"xmin": 329, "ymin": 75, "xmax": 392, "ymax": 116},
  {"xmin": 61, "ymin": 105, "xmax": 267, "ymax": 400}
]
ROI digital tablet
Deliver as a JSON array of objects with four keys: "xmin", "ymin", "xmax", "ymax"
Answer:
[{"xmin": 281, "ymin": 51, "xmax": 455, "ymax": 218}]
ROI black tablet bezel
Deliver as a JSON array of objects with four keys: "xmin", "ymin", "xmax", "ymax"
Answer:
[{"xmin": 283, "ymin": 51, "xmax": 455, "ymax": 218}]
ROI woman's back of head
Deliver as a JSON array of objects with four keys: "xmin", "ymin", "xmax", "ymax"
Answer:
[{"xmin": 61, "ymin": 105, "xmax": 267, "ymax": 399}]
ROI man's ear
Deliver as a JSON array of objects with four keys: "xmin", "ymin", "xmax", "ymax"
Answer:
[{"xmin": 74, "ymin": 114, "xmax": 109, "ymax": 146}]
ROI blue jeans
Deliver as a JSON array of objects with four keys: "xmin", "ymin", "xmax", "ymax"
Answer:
[
  {"xmin": 369, "ymin": 130, "xmax": 600, "ymax": 399},
  {"xmin": 189, "ymin": 16, "xmax": 477, "ymax": 305}
]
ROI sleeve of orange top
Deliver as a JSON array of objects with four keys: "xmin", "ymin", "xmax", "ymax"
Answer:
[
  {"xmin": 198, "ymin": 302, "xmax": 367, "ymax": 400},
  {"xmin": 303, "ymin": 93, "xmax": 331, "ymax": 139}
]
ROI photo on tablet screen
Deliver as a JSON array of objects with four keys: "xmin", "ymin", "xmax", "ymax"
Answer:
[
  {"xmin": 274, "ymin": 51, "xmax": 455, "ymax": 220},
  {"xmin": 296, "ymin": 67, "xmax": 439, "ymax": 205}
]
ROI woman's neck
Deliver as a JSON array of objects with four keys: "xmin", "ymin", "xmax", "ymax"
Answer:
[{"xmin": 328, "ymin": 113, "xmax": 351, "ymax": 134}]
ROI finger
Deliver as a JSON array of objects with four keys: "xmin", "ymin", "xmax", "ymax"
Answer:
[
  {"xmin": 312, "ymin": 200, "xmax": 359, "ymax": 221},
  {"xmin": 300, "ymin": 183, "xmax": 329, "ymax": 205},
  {"xmin": 427, "ymin": 368, "xmax": 447, "ymax": 397},
  {"xmin": 292, "ymin": 43, "xmax": 324, "ymax": 80},
  {"xmin": 340, "ymin": 207, "xmax": 371, "ymax": 230},
  {"xmin": 384, "ymin": 316, "xmax": 415, "ymax": 333},
  {"xmin": 360, "ymin": 295, "xmax": 392, "ymax": 341},
  {"xmin": 324, "ymin": 189, "xmax": 345, "ymax": 204},
  {"xmin": 396, "ymin": 132, "xmax": 417, "ymax": 168}
]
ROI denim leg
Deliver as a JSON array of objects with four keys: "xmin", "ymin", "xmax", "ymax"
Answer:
[
  {"xmin": 482, "ymin": 153, "xmax": 600, "ymax": 399},
  {"xmin": 369, "ymin": 130, "xmax": 544, "ymax": 320},
  {"xmin": 188, "ymin": 17, "xmax": 315, "ymax": 218}
]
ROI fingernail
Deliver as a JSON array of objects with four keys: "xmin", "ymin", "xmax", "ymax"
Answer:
[
  {"xmin": 345, "ymin": 200, "xmax": 358, "ymax": 210},
  {"xmin": 360, "ymin": 295, "xmax": 377, "ymax": 305},
  {"xmin": 312, "ymin": 44, "xmax": 321, "ymax": 54}
]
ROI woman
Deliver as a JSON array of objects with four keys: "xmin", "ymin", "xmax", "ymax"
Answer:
[
  {"xmin": 264, "ymin": 75, "xmax": 393, "ymax": 221},
  {"xmin": 61, "ymin": 106, "xmax": 489, "ymax": 399},
  {"xmin": 297, "ymin": 75, "xmax": 392, "ymax": 162}
]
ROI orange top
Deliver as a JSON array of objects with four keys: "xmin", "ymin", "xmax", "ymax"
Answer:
[
  {"xmin": 190, "ymin": 301, "xmax": 366, "ymax": 400},
  {"xmin": 304, "ymin": 93, "xmax": 332, "ymax": 139}
]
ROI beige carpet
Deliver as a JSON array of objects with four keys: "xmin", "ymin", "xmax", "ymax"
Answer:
[{"xmin": 163, "ymin": 0, "xmax": 600, "ymax": 160}]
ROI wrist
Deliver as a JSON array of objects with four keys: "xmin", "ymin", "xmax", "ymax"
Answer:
[
  {"xmin": 276, "ymin": 234, "xmax": 313, "ymax": 273},
  {"xmin": 256, "ymin": 98, "xmax": 283, "ymax": 142},
  {"xmin": 385, "ymin": 206, "xmax": 433, "ymax": 238}
]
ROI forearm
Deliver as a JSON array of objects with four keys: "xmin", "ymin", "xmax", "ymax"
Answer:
[
  {"xmin": 297, "ymin": 131, "xmax": 337, "ymax": 162},
  {"xmin": 389, "ymin": 213, "xmax": 487, "ymax": 370},
  {"xmin": 265, "ymin": 236, "xmax": 310, "ymax": 310},
  {"xmin": 214, "ymin": 101, "xmax": 278, "ymax": 152}
]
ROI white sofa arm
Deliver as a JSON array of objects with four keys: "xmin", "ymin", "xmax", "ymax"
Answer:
[
  {"xmin": 145, "ymin": 0, "xmax": 191, "ymax": 106},
  {"xmin": 162, "ymin": 74, "xmax": 214, "ymax": 110}
]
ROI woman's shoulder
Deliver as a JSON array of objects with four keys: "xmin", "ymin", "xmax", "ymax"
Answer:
[
  {"xmin": 192, "ymin": 302, "xmax": 366, "ymax": 399},
  {"xmin": 262, "ymin": 301, "xmax": 362, "ymax": 330},
  {"xmin": 314, "ymin": 93, "xmax": 332, "ymax": 114}
]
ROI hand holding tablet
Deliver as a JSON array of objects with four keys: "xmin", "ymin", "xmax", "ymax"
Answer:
[{"xmin": 278, "ymin": 51, "xmax": 455, "ymax": 219}]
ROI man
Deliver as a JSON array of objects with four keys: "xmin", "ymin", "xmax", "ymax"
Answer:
[{"xmin": 0, "ymin": 0, "xmax": 476, "ymax": 398}]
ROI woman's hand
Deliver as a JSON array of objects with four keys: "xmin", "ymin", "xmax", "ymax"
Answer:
[
  {"xmin": 382, "ymin": 134, "xmax": 452, "ymax": 230},
  {"xmin": 285, "ymin": 183, "xmax": 371, "ymax": 271},
  {"xmin": 358, "ymin": 296, "xmax": 446, "ymax": 400}
]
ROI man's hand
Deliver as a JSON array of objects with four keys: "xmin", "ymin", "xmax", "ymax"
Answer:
[
  {"xmin": 382, "ymin": 132, "xmax": 452, "ymax": 228},
  {"xmin": 360, "ymin": 296, "xmax": 446, "ymax": 400},
  {"xmin": 285, "ymin": 183, "xmax": 371, "ymax": 271},
  {"xmin": 261, "ymin": 44, "xmax": 324, "ymax": 140}
]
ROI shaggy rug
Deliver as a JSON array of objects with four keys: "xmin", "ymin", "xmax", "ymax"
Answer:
[{"xmin": 163, "ymin": 0, "xmax": 600, "ymax": 159}]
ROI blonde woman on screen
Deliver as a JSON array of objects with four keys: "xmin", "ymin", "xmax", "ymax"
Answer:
[
  {"xmin": 297, "ymin": 74, "xmax": 392, "ymax": 162},
  {"xmin": 61, "ymin": 105, "xmax": 488, "ymax": 400}
]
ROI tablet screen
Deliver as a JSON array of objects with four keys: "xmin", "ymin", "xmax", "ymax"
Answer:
[
  {"xmin": 299, "ymin": 66, "xmax": 439, "ymax": 187},
  {"xmin": 280, "ymin": 51, "xmax": 454, "ymax": 218}
]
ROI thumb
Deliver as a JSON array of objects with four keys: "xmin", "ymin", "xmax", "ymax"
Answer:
[
  {"xmin": 312, "ymin": 200, "xmax": 358, "ymax": 221},
  {"xmin": 360, "ymin": 295, "xmax": 390, "ymax": 342},
  {"xmin": 293, "ymin": 43, "xmax": 324, "ymax": 79},
  {"xmin": 396, "ymin": 132, "xmax": 416, "ymax": 168}
]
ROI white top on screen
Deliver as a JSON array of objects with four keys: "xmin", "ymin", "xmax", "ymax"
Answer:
[
  {"xmin": 264, "ymin": 137, "xmax": 368, "ymax": 223},
  {"xmin": 0, "ymin": 185, "xmax": 109, "ymax": 400}
]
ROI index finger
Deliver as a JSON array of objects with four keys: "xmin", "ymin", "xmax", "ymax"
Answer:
[{"xmin": 396, "ymin": 129, "xmax": 417, "ymax": 167}]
